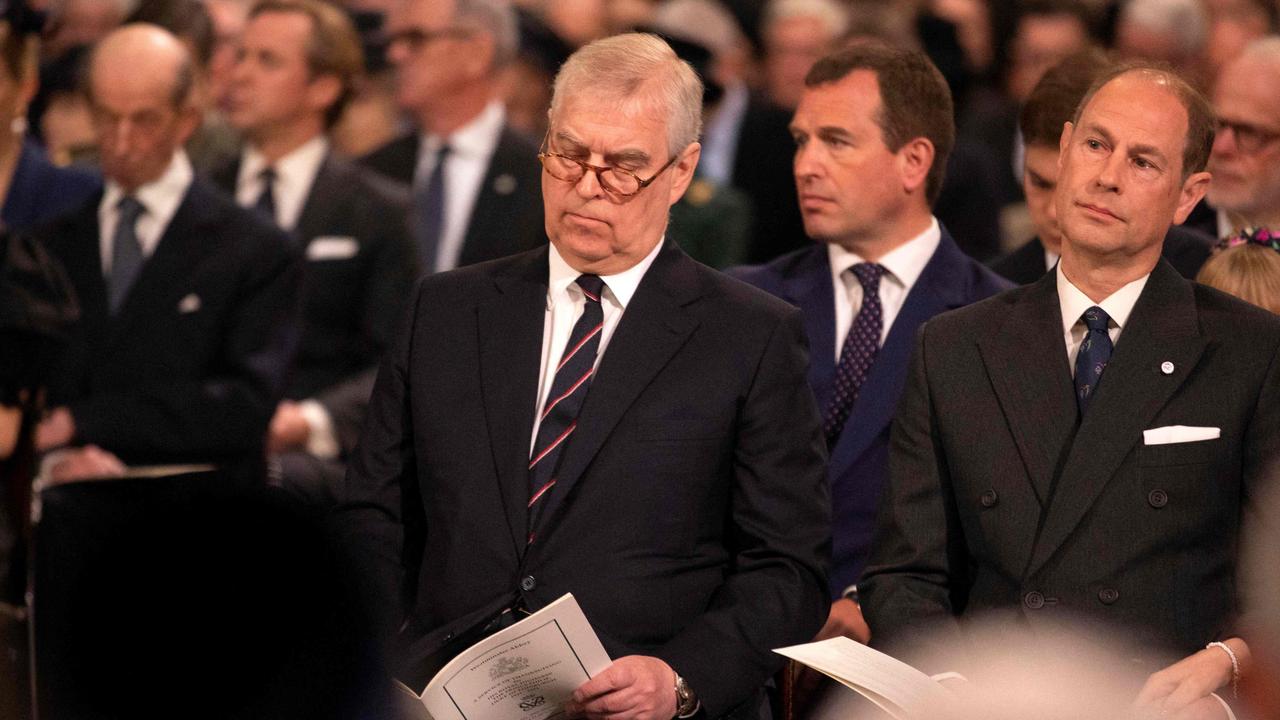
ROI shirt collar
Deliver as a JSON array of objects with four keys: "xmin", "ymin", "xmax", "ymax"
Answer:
[
  {"xmin": 546, "ymin": 238, "xmax": 665, "ymax": 310},
  {"xmin": 826, "ymin": 216, "xmax": 941, "ymax": 290},
  {"xmin": 103, "ymin": 150, "xmax": 193, "ymax": 220},
  {"xmin": 420, "ymin": 100, "xmax": 505, "ymax": 163},
  {"xmin": 1056, "ymin": 262, "xmax": 1150, "ymax": 336},
  {"xmin": 239, "ymin": 135, "xmax": 329, "ymax": 193}
]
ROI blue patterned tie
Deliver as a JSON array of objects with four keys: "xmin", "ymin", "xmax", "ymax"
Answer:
[
  {"xmin": 1074, "ymin": 306, "xmax": 1113, "ymax": 414},
  {"xmin": 109, "ymin": 196, "xmax": 146, "ymax": 314},
  {"xmin": 823, "ymin": 263, "xmax": 886, "ymax": 446},
  {"xmin": 526, "ymin": 275, "xmax": 606, "ymax": 543},
  {"xmin": 415, "ymin": 144, "xmax": 449, "ymax": 274}
]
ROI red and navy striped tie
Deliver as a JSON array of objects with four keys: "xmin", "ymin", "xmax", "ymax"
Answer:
[{"xmin": 527, "ymin": 274, "xmax": 606, "ymax": 543}]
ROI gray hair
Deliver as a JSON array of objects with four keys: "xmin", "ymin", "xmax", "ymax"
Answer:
[
  {"xmin": 453, "ymin": 0, "xmax": 518, "ymax": 67},
  {"xmin": 1119, "ymin": 0, "xmax": 1207, "ymax": 54},
  {"xmin": 762, "ymin": 0, "xmax": 849, "ymax": 39},
  {"xmin": 1237, "ymin": 34, "xmax": 1280, "ymax": 65},
  {"xmin": 548, "ymin": 33, "xmax": 703, "ymax": 154}
]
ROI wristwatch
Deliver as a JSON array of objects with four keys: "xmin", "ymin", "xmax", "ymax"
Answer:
[{"xmin": 674, "ymin": 673, "xmax": 700, "ymax": 718}]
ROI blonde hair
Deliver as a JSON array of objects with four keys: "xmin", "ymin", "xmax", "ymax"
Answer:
[
  {"xmin": 1196, "ymin": 244, "xmax": 1280, "ymax": 315},
  {"xmin": 548, "ymin": 33, "xmax": 703, "ymax": 154}
]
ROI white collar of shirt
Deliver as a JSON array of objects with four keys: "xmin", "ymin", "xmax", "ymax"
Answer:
[
  {"xmin": 415, "ymin": 100, "xmax": 506, "ymax": 272},
  {"xmin": 532, "ymin": 239, "xmax": 664, "ymax": 451},
  {"xmin": 826, "ymin": 217, "xmax": 941, "ymax": 357},
  {"xmin": 1216, "ymin": 206, "xmax": 1234, "ymax": 240},
  {"xmin": 1057, "ymin": 262, "xmax": 1149, "ymax": 373},
  {"xmin": 236, "ymin": 135, "xmax": 328, "ymax": 230},
  {"xmin": 99, "ymin": 150, "xmax": 194, "ymax": 273},
  {"xmin": 1043, "ymin": 247, "xmax": 1060, "ymax": 272}
]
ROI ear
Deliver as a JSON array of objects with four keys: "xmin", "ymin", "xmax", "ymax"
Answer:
[
  {"xmin": 306, "ymin": 73, "xmax": 343, "ymax": 114},
  {"xmin": 1058, "ymin": 121, "xmax": 1073, "ymax": 170},
  {"xmin": 668, "ymin": 141, "xmax": 702, "ymax": 206},
  {"xmin": 896, "ymin": 137, "xmax": 935, "ymax": 195},
  {"xmin": 174, "ymin": 104, "xmax": 203, "ymax": 145},
  {"xmin": 1173, "ymin": 170, "xmax": 1212, "ymax": 224}
]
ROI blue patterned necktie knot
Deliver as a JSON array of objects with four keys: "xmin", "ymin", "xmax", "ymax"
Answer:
[{"xmin": 1074, "ymin": 305, "xmax": 1113, "ymax": 415}]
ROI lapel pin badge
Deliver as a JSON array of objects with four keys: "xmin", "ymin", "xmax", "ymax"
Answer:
[
  {"xmin": 178, "ymin": 293, "xmax": 202, "ymax": 314},
  {"xmin": 493, "ymin": 174, "xmax": 517, "ymax": 195},
  {"xmin": 1160, "ymin": 361, "xmax": 1175, "ymax": 375}
]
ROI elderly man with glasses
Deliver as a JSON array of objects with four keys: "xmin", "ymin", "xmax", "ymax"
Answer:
[
  {"xmin": 360, "ymin": 0, "xmax": 545, "ymax": 274},
  {"xmin": 1193, "ymin": 37, "xmax": 1280, "ymax": 240},
  {"xmin": 338, "ymin": 32, "xmax": 831, "ymax": 720}
]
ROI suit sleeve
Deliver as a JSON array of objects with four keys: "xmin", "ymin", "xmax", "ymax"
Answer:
[
  {"xmin": 333, "ymin": 282, "xmax": 424, "ymax": 642},
  {"xmin": 858, "ymin": 322, "xmax": 967, "ymax": 661},
  {"xmin": 359, "ymin": 183, "xmax": 417, "ymax": 357},
  {"xmin": 68, "ymin": 228, "xmax": 301, "ymax": 460},
  {"xmin": 655, "ymin": 307, "xmax": 832, "ymax": 717}
]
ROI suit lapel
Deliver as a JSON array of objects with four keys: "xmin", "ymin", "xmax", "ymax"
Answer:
[
  {"xmin": 535, "ymin": 242, "xmax": 702, "ymax": 533},
  {"xmin": 978, "ymin": 271, "xmax": 1078, "ymax": 506},
  {"xmin": 294, "ymin": 154, "xmax": 342, "ymax": 243},
  {"xmin": 477, "ymin": 248, "xmax": 549, "ymax": 552},
  {"xmin": 1027, "ymin": 262, "xmax": 1205, "ymax": 576},
  {"xmin": 831, "ymin": 231, "xmax": 973, "ymax": 469},
  {"xmin": 779, "ymin": 247, "xmax": 836, "ymax": 411}
]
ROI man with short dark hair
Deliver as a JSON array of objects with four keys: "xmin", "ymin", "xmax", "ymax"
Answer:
[
  {"xmin": 33, "ymin": 24, "xmax": 300, "ymax": 481},
  {"xmin": 340, "ymin": 32, "xmax": 830, "ymax": 720},
  {"xmin": 862, "ymin": 64, "xmax": 1279, "ymax": 717},
  {"xmin": 360, "ymin": 0, "xmax": 544, "ymax": 274},
  {"xmin": 991, "ymin": 49, "xmax": 1214, "ymax": 284},
  {"xmin": 213, "ymin": 0, "xmax": 416, "ymax": 505},
  {"xmin": 733, "ymin": 43, "xmax": 1010, "ymax": 644}
]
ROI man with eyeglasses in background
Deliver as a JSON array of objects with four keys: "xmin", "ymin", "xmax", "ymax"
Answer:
[
  {"xmin": 338, "ymin": 32, "xmax": 831, "ymax": 720},
  {"xmin": 1187, "ymin": 37, "xmax": 1280, "ymax": 239},
  {"xmin": 359, "ymin": 0, "xmax": 544, "ymax": 275}
]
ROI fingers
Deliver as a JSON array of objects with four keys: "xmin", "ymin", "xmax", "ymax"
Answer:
[{"xmin": 568, "ymin": 656, "xmax": 675, "ymax": 720}]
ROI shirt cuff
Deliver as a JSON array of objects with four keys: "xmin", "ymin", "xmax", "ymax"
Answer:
[
  {"xmin": 1210, "ymin": 693, "xmax": 1237, "ymax": 720},
  {"xmin": 298, "ymin": 399, "xmax": 339, "ymax": 460}
]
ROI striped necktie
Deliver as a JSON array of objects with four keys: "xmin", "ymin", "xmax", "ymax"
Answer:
[{"xmin": 526, "ymin": 274, "xmax": 606, "ymax": 543}]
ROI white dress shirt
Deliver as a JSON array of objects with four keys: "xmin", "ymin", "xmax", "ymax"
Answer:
[
  {"xmin": 827, "ymin": 217, "xmax": 941, "ymax": 360},
  {"xmin": 529, "ymin": 240, "xmax": 664, "ymax": 452},
  {"xmin": 1056, "ymin": 262, "xmax": 1149, "ymax": 376},
  {"xmin": 1043, "ymin": 248, "xmax": 1060, "ymax": 272},
  {"xmin": 98, "ymin": 151, "xmax": 193, "ymax": 274},
  {"xmin": 235, "ymin": 135, "xmax": 328, "ymax": 231},
  {"xmin": 416, "ymin": 100, "xmax": 506, "ymax": 273}
]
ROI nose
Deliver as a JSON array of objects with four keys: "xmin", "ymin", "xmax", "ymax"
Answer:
[
  {"xmin": 1212, "ymin": 124, "xmax": 1237, "ymax": 157},
  {"xmin": 573, "ymin": 166, "xmax": 605, "ymax": 199},
  {"xmin": 1093, "ymin": 148, "xmax": 1123, "ymax": 192},
  {"xmin": 793, "ymin": 141, "xmax": 823, "ymax": 183}
]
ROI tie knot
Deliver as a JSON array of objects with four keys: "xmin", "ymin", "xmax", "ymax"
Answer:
[
  {"xmin": 850, "ymin": 262, "xmax": 886, "ymax": 292},
  {"xmin": 576, "ymin": 274, "xmax": 605, "ymax": 303},
  {"xmin": 1081, "ymin": 306, "xmax": 1111, "ymax": 332},
  {"xmin": 117, "ymin": 196, "xmax": 145, "ymax": 223}
]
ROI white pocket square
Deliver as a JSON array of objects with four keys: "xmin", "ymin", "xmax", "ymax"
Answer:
[
  {"xmin": 177, "ymin": 293, "xmax": 201, "ymax": 314},
  {"xmin": 1143, "ymin": 425, "xmax": 1220, "ymax": 445},
  {"xmin": 306, "ymin": 236, "xmax": 358, "ymax": 260}
]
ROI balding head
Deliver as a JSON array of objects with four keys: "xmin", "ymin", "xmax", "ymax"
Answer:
[
  {"xmin": 1208, "ymin": 36, "xmax": 1280, "ymax": 225},
  {"xmin": 89, "ymin": 24, "xmax": 200, "ymax": 191}
]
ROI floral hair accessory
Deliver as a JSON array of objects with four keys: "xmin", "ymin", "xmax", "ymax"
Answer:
[{"xmin": 1215, "ymin": 226, "xmax": 1280, "ymax": 253}]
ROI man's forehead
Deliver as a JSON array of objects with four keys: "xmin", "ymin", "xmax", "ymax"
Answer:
[
  {"xmin": 1079, "ymin": 74, "xmax": 1187, "ymax": 139},
  {"xmin": 551, "ymin": 101, "xmax": 668, "ymax": 157}
]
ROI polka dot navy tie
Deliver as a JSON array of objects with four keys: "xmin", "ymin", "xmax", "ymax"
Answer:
[
  {"xmin": 1074, "ymin": 305, "xmax": 1113, "ymax": 415},
  {"xmin": 822, "ymin": 263, "xmax": 886, "ymax": 447}
]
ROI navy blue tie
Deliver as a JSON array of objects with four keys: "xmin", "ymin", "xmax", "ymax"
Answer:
[
  {"xmin": 527, "ymin": 275, "xmax": 606, "ymax": 543},
  {"xmin": 1074, "ymin": 306, "xmax": 1113, "ymax": 414},
  {"xmin": 254, "ymin": 167, "xmax": 277, "ymax": 225},
  {"xmin": 415, "ymin": 144, "xmax": 449, "ymax": 274},
  {"xmin": 823, "ymin": 263, "xmax": 885, "ymax": 446},
  {"xmin": 109, "ymin": 196, "xmax": 146, "ymax": 314}
]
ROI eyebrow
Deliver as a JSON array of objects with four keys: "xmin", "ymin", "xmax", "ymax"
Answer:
[
  {"xmin": 552, "ymin": 131, "xmax": 652, "ymax": 167},
  {"xmin": 1085, "ymin": 123, "xmax": 1169, "ymax": 165}
]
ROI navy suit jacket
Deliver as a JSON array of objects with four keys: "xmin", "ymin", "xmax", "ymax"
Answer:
[{"xmin": 732, "ymin": 227, "xmax": 1012, "ymax": 595}]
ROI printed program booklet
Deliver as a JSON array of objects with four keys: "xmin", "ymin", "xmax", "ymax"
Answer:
[{"xmin": 396, "ymin": 594, "xmax": 612, "ymax": 720}]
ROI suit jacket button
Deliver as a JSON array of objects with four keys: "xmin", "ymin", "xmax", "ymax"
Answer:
[
  {"xmin": 980, "ymin": 490, "xmax": 999, "ymax": 508},
  {"xmin": 1023, "ymin": 591, "xmax": 1045, "ymax": 609},
  {"xmin": 1148, "ymin": 489, "xmax": 1169, "ymax": 508},
  {"xmin": 520, "ymin": 576, "xmax": 537, "ymax": 592},
  {"xmin": 1098, "ymin": 588, "xmax": 1120, "ymax": 605}
]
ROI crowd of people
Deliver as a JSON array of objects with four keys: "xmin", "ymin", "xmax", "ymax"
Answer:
[{"xmin": 3, "ymin": 0, "xmax": 1280, "ymax": 716}]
